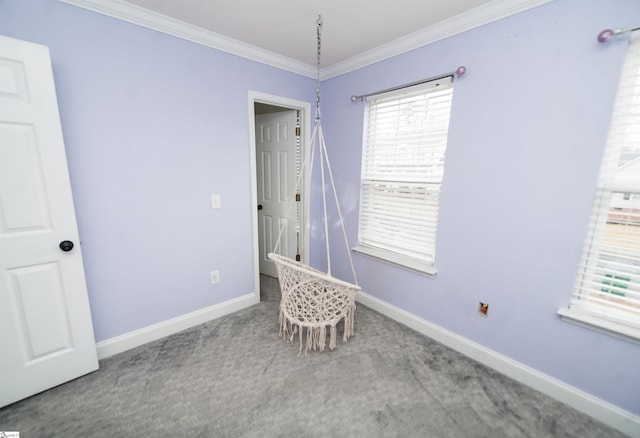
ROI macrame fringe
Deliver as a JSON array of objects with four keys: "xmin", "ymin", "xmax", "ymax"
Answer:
[
  {"xmin": 278, "ymin": 306, "xmax": 356, "ymax": 356},
  {"xmin": 343, "ymin": 306, "xmax": 355, "ymax": 342}
]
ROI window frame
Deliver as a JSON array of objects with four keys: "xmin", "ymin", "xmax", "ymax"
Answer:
[
  {"xmin": 353, "ymin": 77, "xmax": 454, "ymax": 276},
  {"xmin": 559, "ymin": 34, "xmax": 640, "ymax": 343}
]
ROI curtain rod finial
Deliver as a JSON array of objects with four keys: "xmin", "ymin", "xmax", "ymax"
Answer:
[
  {"xmin": 598, "ymin": 29, "xmax": 616, "ymax": 43},
  {"xmin": 351, "ymin": 95, "xmax": 358, "ymax": 102},
  {"xmin": 456, "ymin": 65, "xmax": 467, "ymax": 77}
]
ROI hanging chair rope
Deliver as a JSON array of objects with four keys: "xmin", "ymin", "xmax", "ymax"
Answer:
[
  {"xmin": 268, "ymin": 16, "xmax": 360, "ymax": 355},
  {"xmin": 317, "ymin": 125, "xmax": 359, "ymax": 285},
  {"xmin": 314, "ymin": 15, "xmax": 333, "ymax": 275},
  {"xmin": 271, "ymin": 15, "xmax": 357, "ymax": 285}
]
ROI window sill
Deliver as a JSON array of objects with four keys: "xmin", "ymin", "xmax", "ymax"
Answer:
[
  {"xmin": 557, "ymin": 307, "xmax": 640, "ymax": 344},
  {"xmin": 352, "ymin": 245, "xmax": 437, "ymax": 278}
]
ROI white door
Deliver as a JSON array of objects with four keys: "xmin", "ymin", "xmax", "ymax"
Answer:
[
  {"xmin": 0, "ymin": 36, "xmax": 98, "ymax": 407},
  {"xmin": 256, "ymin": 110, "xmax": 299, "ymax": 277}
]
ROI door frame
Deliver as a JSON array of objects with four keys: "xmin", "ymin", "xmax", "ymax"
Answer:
[{"xmin": 248, "ymin": 91, "xmax": 311, "ymax": 297}]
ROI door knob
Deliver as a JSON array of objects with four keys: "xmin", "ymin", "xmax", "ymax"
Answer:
[
  {"xmin": 59, "ymin": 240, "xmax": 74, "ymax": 252},
  {"xmin": 257, "ymin": 204, "xmax": 263, "ymax": 210}
]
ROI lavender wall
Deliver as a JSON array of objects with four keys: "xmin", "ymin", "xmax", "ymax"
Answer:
[
  {"xmin": 3, "ymin": 0, "xmax": 639, "ymax": 418},
  {"xmin": 1, "ymin": 0, "xmax": 315, "ymax": 341},
  {"xmin": 320, "ymin": 0, "xmax": 640, "ymax": 415}
]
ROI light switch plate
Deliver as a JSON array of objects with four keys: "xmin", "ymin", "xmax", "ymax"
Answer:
[{"xmin": 211, "ymin": 194, "xmax": 221, "ymax": 209}]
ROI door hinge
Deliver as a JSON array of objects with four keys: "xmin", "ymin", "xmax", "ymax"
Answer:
[
  {"xmin": 296, "ymin": 193, "xmax": 301, "ymax": 202},
  {"xmin": 295, "ymin": 127, "xmax": 301, "ymax": 136}
]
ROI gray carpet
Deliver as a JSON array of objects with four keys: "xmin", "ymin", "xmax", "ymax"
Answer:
[{"xmin": 0, "ymin": 275, "xmax": 627, "ymax": 437}]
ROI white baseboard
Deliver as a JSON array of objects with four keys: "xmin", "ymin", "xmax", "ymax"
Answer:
[
  {"xmin": 96, "ymin": 292, "xmax": 259, "ymax": 360},
  {"xmin": 356, "ymin": 291, "xmax": 640, "ymax": 437}
]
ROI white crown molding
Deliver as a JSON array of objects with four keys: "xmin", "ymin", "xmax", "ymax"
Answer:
[
  {"xmin": 58, "ymin": 0, "xmax": 553, "ymax": 79},
  {"xmin": 322, "ymin": 0, "xmax": 554, "ymax": 78},
  {"xmin": 58, "ymin": 0, "xmax": 317, "ymax": 78}
]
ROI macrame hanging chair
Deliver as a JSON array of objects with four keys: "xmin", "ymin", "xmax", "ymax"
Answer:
[{"xmin": 268, "ymin": 16, "xmax": 361, "ymax": 355}]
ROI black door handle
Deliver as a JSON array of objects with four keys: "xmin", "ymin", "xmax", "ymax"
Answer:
[
  {"xmin": 59, "ymin": 240, "xmax": 74, "ymax": 252},
  {"xmin": 257, "ymin": 204, "xmax": 263, "ymax": 211}
]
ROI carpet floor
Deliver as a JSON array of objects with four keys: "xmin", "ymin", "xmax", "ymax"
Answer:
[{"xmin": 0, "ymin": 275, "xmax": 627, "ymax": 437}]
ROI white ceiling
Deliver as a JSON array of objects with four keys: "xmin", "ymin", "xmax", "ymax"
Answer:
[{"xmin": 61, "ymin": 0, "xmax": 552, "ymax": 78}]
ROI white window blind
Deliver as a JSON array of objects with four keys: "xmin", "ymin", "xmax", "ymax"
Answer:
[
  {"xmin": 355, "ymin": 78, "xmax": 453, "ymax": 274},
  {"xmin": 559, "ymin": 33, "xmax": 640, "ymax": 341}
]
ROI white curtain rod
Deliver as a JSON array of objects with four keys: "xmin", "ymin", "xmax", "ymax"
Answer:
[{"xmin": 350, "ymin": 65, "xmax": 467, "ymax": 102}]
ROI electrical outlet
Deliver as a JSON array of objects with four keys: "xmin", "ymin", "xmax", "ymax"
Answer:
[{"xmin": 210, "ymin": 270, "xmax": 220, "ymax": 284}]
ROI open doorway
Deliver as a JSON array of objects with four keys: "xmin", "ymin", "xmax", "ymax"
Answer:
[{"xmin": 248, "ymin": 92, "xmax": 311, "ymax": 292}]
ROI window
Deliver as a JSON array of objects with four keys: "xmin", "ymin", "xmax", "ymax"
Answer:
[
  {"xmin": 354, "ymin": 77, "xmax": 453, "ymax": 275},
  {"xmin": 559, "ymin": 34, "xmax": 640, "ymax": 341}
]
